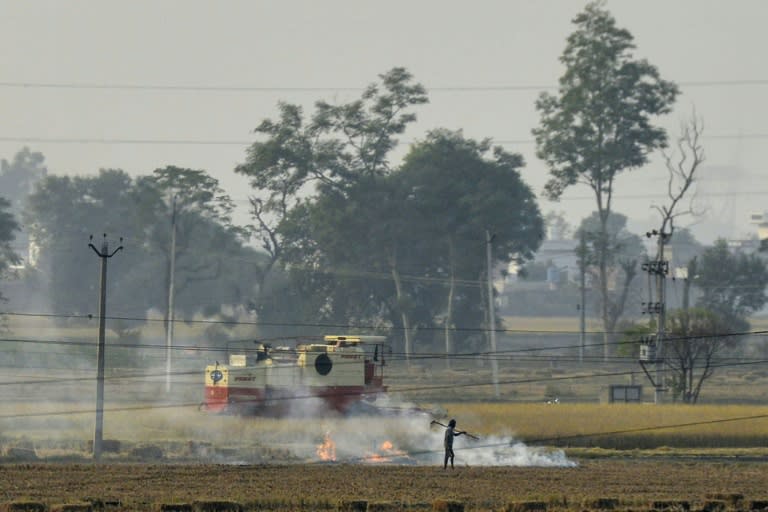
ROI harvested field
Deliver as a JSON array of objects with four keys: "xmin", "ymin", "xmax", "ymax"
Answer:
[{"xmin": 1, "ymin": 460, "xmax": 768, "ymax": 511}]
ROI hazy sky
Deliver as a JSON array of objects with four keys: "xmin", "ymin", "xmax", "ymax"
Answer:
[{"xmin": 2, "ymin": 0, "xmax": 767, "ymax": 245}]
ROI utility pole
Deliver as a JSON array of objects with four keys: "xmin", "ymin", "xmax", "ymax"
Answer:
[
  {"xmin": 88, "ymin": 234, "xmax": 123, "ymax": 461},
  {"xmin": 486, "ymin": 230, "xmax": 500, "ymax": 398},
  {"xmin": 654, "ymin": 230, "xmax": 669, "ymax": 404},
  {"xmin": 577, "ymin": 232, "xmax": 587, "ymax": 364},
  {"xmin": 165, "ymin": 195, "xmax": 177, "ymax": 393},
  {"xmin": 640, "ymin": 229, "xmax": 669, "ymax": 404}
]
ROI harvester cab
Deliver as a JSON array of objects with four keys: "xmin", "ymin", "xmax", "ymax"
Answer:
[{"xmin": 321, "ymin": 335, "xmax": 387, "ymax": 387}]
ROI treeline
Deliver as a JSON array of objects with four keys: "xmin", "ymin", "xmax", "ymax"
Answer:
[{"xmin": 0, "ymin": 2, "xmax": 767, "ymax": 383}]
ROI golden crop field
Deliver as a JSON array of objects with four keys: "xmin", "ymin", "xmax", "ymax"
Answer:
[
  {"xmin": 445, "ymin": 403, "xmax": 768, "ymax": 450},
  {"xmin": 4, "ymin": 316, "xmax": 768, "ymax": 511}
]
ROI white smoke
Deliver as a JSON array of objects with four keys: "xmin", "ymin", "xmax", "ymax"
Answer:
[
  {"xmin": 453, "ymin": 438, "xmax": 577, "ymax": 467},
  {"xmin": 294, "ymin": 408, "xmax": 578, "ymax": 468}
]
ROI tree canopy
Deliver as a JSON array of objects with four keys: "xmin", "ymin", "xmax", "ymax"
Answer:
[
  {"xmin": 235, "ymin": 68, "xmax": 428, "ymax": 316},
  {"xmin": 23, "ymin": 168, "xmax": 260, "ymax": 327},
  {"xmin": 694, "ymin": 239, "xmax": 768, "ymax": 330},
  {"xmin": 534, "ymin": 1, "xmax": 678, "ymax": 359}
]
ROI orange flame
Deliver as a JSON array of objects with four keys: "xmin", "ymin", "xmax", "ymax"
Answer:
[
  {"xmin": 364, "ymin": 440, "xmax": 406, "ymax": 463},
  {"xmin": 316, "ymin": 432, "xmax": 336, "ymax": 461}
]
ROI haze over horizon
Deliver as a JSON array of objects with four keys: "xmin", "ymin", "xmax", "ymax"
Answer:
[{"xmin": 3, "ymin": 1, "xmax": 767, "ymax": 246}]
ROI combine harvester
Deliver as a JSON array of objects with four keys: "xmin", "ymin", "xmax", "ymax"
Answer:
[{"xmin": 202, "ymin": 335, "xmax": 392, "ymax": 416}]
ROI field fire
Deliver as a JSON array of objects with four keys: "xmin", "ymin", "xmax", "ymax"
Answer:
[
  {"xmin": 363, "ymin": 439, "xmax": 416, "ymax": 464},
  {"xmin": 305, "ymin": 415, "xmax": 574, "ymax": 467},
  {"xmin": 316, "ymin": 433, "xmax": 416, "ymax": 464},
  {"xmin": 316, "ymin": 431, "xmax": 337, "ymax": 462}
]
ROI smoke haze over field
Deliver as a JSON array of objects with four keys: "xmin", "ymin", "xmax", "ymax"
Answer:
[
  {"xmin": 312, "ymin": 415, "xmax": 577, "ymax": 467},
  {"xmin": 0, "ymin": 389, "xmax": 576, "ymax": 467}
]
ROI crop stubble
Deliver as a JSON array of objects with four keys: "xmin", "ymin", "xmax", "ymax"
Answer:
[{"xmin": 0, "ymin": 460, "xmax": 766, "ymax": 510}]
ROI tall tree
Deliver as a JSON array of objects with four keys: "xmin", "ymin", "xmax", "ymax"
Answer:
[
  {"xmin": 275, "ymin": 178, "xmax": 432, "ymax": 347},
  {"xmin": 23, "ymin": 169, "xmax": 255, "ymax": 328},
  {"xmin": 235, "ymin": 67, "xmax": 428, "ymax": 332},
  {"xmin": 140, "ymin": 166, "xmax": 242, "ymax": 386},
  {"xmin": 24, "ymin": 170, "xmax": 149, "ymax": 317},
  {"xmin": 0, "ymin": 147, "xmax": 47, "ymax": 214},
  {"xmin": 533, "ymin": 1, "xmax": 678, "ymax": 360},
  {"xmin": 1, "ymin": 147, "xmax": 47, "ymax": 268},
  {"xmin": 398, "ymin": 130, "xmax": 544, "ymax": 363}
]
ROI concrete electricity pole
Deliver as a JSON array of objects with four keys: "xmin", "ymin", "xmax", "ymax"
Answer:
[
  {"xmin": 641, "ymin": 229, "xmax": 669, "ymax": 404},
  {"xmin": 88, "ymin": 234, "xmax": 123, "ymax": 460},
  {"xmin": 577, "ymin": 232, "xmax": 588, "ymax": 364},
  {"xmin": 166, "ymin": 195, "xmax": 177, "ymax": 393},
  {"xmin": 653, "ymin": 230, "xmax": 670, "ymax": 405}
]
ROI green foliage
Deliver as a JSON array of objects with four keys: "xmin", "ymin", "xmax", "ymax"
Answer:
[
  {"xmin": 665, "ymin": 307, "xmax": 741, "ymax": 403},
  {"xmin": 397, "ymin": 130, "xmax": 544, "ymax": 350},
  {"xmin": 577, "ymin": 211, "xmax": 645, "ymax": 266},
  {"xmin": 235, "ymin": 68, "xmax": 427, "ymax": 334},
  {"xmin": 0, "ymin": 196, "xmax": 18, "ymax": 329},
  {"xmin": 146, "ymin": 165, "xmax": 236, "ymax": 226},
  {"xmin": 22, "ymin": 168, "xmax": 260, "ymax": 324},
  {"xmin": 533, "ymin": 2, "xmax": 678, "ymax": 201},
  {"xmin": 534, "ymin": 2, "xmax": 677, "ymax": 358},
  {"xmin": 23, "ymin": 169, "xmax": 147, "ymax": 318},
  {"xmin": 400, "ymin": 129, "xmax": 543, "ymax": 262},
  {"xmin": 238, "ymin": 71, "xmax": 543, "ymax": 356},
  {"xmin": 694, "ymin": 239, "xmax": 768, "ymax": 326},
  {"xmin": 576, "ymin": 211, "xmax": 646, "ymax": 325},
  {"xmin": 236, "ymin": 68, "xmax": 430, "ymax": 336},
  {"xmin": 0, "ymin": 197, "xmax": 20, "ymax": 275},
  {"xmin": 0, "ymin": 148, "xmax": 44, "ymax": 306},
  {"xmin": 617, "ymin": 320, "xmax": 653, "ymax": 358},
  {"xmin": 0, "ymin": 147, "xmax": 47, "ymax": 216}
]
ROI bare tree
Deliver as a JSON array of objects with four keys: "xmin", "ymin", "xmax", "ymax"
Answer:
[
  {"xmin": 653, "ymin": 112, "xmax": 705, "ymax": 239},
  {"xmin": 645, "ymin": 113, "xmax": 705, "ymax": 402}
]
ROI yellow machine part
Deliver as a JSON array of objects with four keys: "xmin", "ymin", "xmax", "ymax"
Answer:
[{"xmin": 205, "ymin": 365, "xmax": 228, "ymax": 386}]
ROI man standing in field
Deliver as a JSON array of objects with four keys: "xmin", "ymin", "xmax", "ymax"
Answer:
[{"xmin": 443, "ymin": 419, "xmax": 465, "ymax": 469}]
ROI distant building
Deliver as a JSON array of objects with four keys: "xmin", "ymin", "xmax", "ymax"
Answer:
[{"xmin": 751, "ymin": 212, "xmax": 768, "ymax": 249}]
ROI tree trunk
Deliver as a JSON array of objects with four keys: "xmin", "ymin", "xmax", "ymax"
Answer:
[
  {"xmin": 390, "ymin": 259, "xmax": 412, "ymax": 366},
  {"xmin": 598, "ymin": 225, "xmax": 611, "ymax": 362},
  {"xmin": 165, "ymin": 200, "xmax": 177, "ymax": 393},
  {"xmin": 444, "ymin": 238, "xmax": 456, "ymax": 370}
]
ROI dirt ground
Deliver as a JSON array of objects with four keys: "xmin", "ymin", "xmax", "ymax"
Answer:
[{"xmin": 1, "ymin": 459, "xmax": 767, "ymax": 511}]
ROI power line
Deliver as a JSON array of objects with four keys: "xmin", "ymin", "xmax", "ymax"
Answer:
[
  {"xmin": 0, "ymin": 331, "xmax": 766, "ymax": 390},
  {"xmin": 0, "ymin": 136, "xmax": 251, "ymax": 146},
  {"xmin": 3, "ymin": 133, "xmax": 768, "ymax": 147},
  {"xmin": 2, "ymin": 356, "xmax": 768, "ymax": 420},
  {"xmin": 6, "ymin": 310, "xmax": 768, "ymax": 339},
  {"xmin": 2, "ymin": 79, "xmax": 768, "ymax": 93}
]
